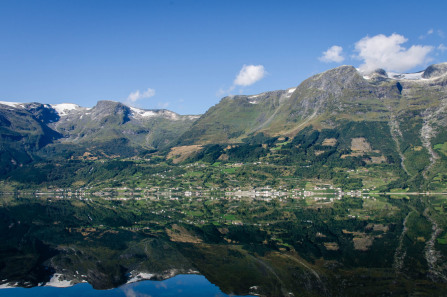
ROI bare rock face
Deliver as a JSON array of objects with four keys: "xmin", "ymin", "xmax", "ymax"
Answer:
[
  {"xmin": 422, "ymin": 63, "xmax": 447, "ymax": 79},
  {"xmin": 373, "ymin": 68, "xmax": 388, "ymax": 77},
  {"xmin": 22, "ymin": 102, "xmax": 60, "ymax": 124}
]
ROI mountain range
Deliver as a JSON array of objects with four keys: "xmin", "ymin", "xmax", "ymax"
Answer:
[
  {"xmin": 1, "ymin": 63, "xmax": 447, "ymax": 190},
  {"xmin": 0, "ymin": 100, "xmax": 198, "ymax": 172}
]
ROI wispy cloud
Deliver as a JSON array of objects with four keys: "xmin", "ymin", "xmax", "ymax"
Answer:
[
  {"xmin": 157, "ymin": 102, "xmax": 170, "ymax": 109},
  {"xmin": 354, "ymin": 33, "xmax": 433, "ymax": 73},
  {"xmin": 419, "ymin": 28, "xmax": 434, "ymax": 39},
  {"xmin": 122, "ymin": 287, "xmax": 152, "ymax": 297},
  {"xmin": 233, "ymin": 65, "xmax": 266, "ymax": 86},
  {"xmin": 319, "ymin": 45, "xmax": 344, "ymax": 63},
  {"xmin": 420, "ymin": 28, "xmax": 444, "ymax": 40},
  {"xmin": 438, "ymin": 44, "xmax": 447, "ymax": 52},
  {"xmin": 216, "ymin": 87, "xmax": 230, "ymax": 97},
  {"xmin": 125, "ymin": 88, "xmax": 155, "ymax": 105}
]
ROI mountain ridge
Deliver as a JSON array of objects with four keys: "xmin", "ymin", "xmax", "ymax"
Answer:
[
  {"xmin": 178, "ymin": 63, "xmax": 447, "ymax": 146},
  {"xmin": 2, "ymin": 63, "xmax": 447, "ymax": 190}
]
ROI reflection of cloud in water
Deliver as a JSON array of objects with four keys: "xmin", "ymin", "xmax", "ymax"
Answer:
[
  {"xmin": 155, "ymin": 282, "xmax": 167, "ymax": 289},
  {"xmin": 122, "ymin": 286, "xmax": 152, "ymax": 297}
]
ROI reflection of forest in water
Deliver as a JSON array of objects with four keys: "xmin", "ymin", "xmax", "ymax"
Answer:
[{"xmin": 1, "ymin": 194, "xmax": 447, "ymax": 296}]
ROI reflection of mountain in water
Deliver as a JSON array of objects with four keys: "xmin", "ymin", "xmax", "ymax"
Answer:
[{"xmin": 1, "ymin": 196, "xmax": 447, "ymax": 296}]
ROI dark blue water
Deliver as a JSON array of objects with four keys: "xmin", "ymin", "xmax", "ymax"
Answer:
[{"xmin": 0, "ymin": 274, "xmax": 251, "ymax": 297}]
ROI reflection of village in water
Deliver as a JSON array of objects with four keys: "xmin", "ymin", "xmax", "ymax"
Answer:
[
  {"xmin": 2, "ymin": 188, "xmax": 447, "ymax": 296},
  {"xmin": 6, "ymin": 183, "xmax": 445, "ymax": 203}
]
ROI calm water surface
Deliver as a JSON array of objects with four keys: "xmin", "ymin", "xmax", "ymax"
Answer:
[
  {"xmin": 3, "ymin": 194, "xmax": 447, "ymax": 296},
  {"xmin": 0, "ymin": 274, "xmax": 251, "ymax": 297}
]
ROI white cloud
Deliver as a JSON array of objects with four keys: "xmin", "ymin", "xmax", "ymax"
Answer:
[
  {"xmin": 438, "ymin": 44, "xmax": 447, "ymax": 52},
  {"xmin": 233, "ymin": 65, "xmax": 266, "ymax": 86},
  {"xmin": 216, "ymin": 64, "xmax": 266, "ymax": 98},
  {"xmin": 355, "ymin": 33, "xmax": 433, "ymax": 73},
  {"xmin": 319, "ymin": 45, "xmax": 344, "ymax": 63},
  {"xmin": 126, "ymin": 88, "xmax": 155, "ymax": 103}
]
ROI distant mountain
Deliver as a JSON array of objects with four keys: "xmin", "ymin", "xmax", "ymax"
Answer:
[
  {"xmin": 0, "ymin": 102, "xmax": 62, "ymax": 174},
  {"xmin": 48, "ymin": 100, "xmax": 199, "ymax": 152},
  {"xmin": 0, "ymin": 100, "xmax": 199, "ymax": 170}
]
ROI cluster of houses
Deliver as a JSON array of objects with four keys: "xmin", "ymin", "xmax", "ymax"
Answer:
[{"xmin": 8, "ymin": 183, "xmax": 382, "ymax": 202}]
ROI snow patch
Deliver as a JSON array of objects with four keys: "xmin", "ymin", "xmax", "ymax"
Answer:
[
  {"xmin": 127, "ymin": 271, "xmax": 154, "ymax": 284},
  {"xmin": 163, "ymin": 110, "xmax": 179, "ymax": 120},
  {"xmin": 248, "ymin": 94, "xmax": 260, "ymax": 99},
  {"xmin": 249, "ymin": 101, "xmax": 259, "ymax": 104},
  {"xmin": 0, "ymin": 101, "xmax": 23, "ymax": 108},
  {"xmin": 130, "ymin": 107, "xmax": 181, "ymax": 120},
  {"xmin": 388, "ymin": 71, "xmax": 424, "ymax": 80},
  {"xmin": 284, "ymin": 87, "xmax": 297, "ymax": 98},
  {"xmin": 130, "ymin": 107, "xmax": 157, "ymax": 118},
  {"xmin": 361, "ymin": 69, "xmax": 426, "ymax": 81},
  {"xmin": 45, "ymin": 273, "xmax": 72, "ymax": 288},
  {"xmin": 51, "ymin": 103, "xmax": 82, "ymax": 116},
  {"xmin": 0, "ymin": 282, "xmax": 18, "ymax": 289}
]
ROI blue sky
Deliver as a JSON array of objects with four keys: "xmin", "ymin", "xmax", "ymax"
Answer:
[{"xmin": 1, "ymin": 0, "xmax": 446, "ymax": 114}]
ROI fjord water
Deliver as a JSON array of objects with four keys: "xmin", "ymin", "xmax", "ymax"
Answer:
[
  {"xmin": 2, "ymin": 193, "xmax": 447, "ymax": 296},
  {"xmin": 1, "ymin": 274, "xmax": 249, "ymax": 297}
]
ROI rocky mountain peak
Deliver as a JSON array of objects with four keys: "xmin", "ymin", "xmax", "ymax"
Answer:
[
  {"xmin": 301, "ymin": 65, "xmax": 365, "ymax": 95},
  {"xmin": 372, "ymin": 68, "xmax": 388, "ymax": 77},
  {"xmin": 91, "ymin": 100, "xmax": 131, "ymax": 123},
  {"xmin": 316, "ymin": 65, "xmax": 360, "ymax": 81},
  {"xmin": 23, "ymin": 102, "xmax": 60, "ymax": 124},
  {"xmin": 422, "ymin": 63, "xmax": 447, "ymax": 79},
  {"xmin": 93, "ymin": 100, "xmax": 128, "ymax": 113}
]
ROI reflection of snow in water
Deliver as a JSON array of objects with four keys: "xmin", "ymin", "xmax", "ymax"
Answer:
[
  {"xmin": 393, "ymin": 211, "xmax": 411, "ymax": 274},
  {"xmin": 0, "ymin": 282, "xmax": 18, "ymax": 289},
  {"xmin": 424, "ymin": 208, "xmax": 447, "ymax": 282},
  {"xmin": 127, "ymin": 272, "xmax": 155, "ymax": 284},
  {"xmin": 45, "ymin": 273, "xmax": 72, "ymax": 287}
]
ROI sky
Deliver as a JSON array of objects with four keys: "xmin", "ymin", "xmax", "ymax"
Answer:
[{"xmin": 1, "ymin": 0, "xmax": 446, "ymax": 115}]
